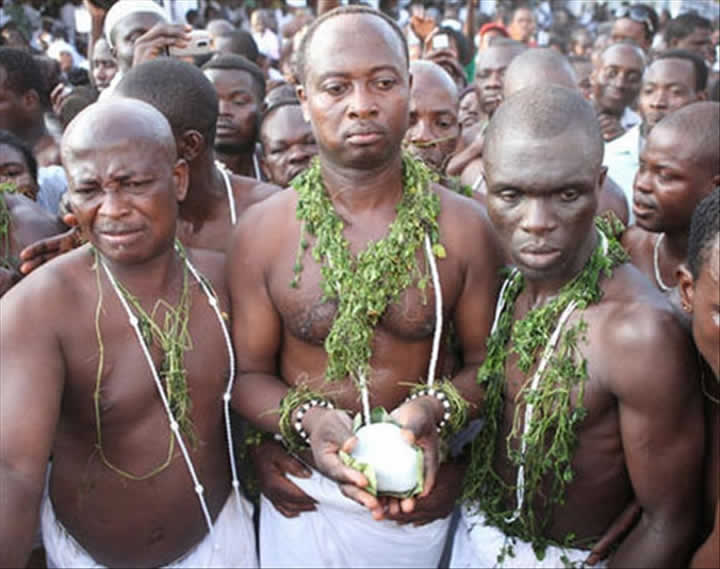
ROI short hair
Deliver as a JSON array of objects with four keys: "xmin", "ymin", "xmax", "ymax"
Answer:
[
  {"xmin": 264, "ymin": 82, "xmax": 298, "ymax": 108},
  {"xmin": 652, "ymin": 48, "xmax": 708, "ymax": 92},
  {"xmin": 202, "ymin": 53, "xmax": 266, "ymax": 102},
  {"xmin": 503, "ymin": 48, "xmax": 576, "ymax": 96},
  {"xmin": 296, "ymin": 5, "xmax": 408, "ymax": 85},
  {"xmin": 504, "ymin": 4, "xmax": 533, "ymax": 27},
  {"xmin": 260, "ymin": 97, "xmax": 300, "ymax": 130},
  {"xmin": 0, "ymin": 47, "xmax": 49, "ymax": 108},
  {"xmin": 216, "ymin": 30, "xmax": 259, "ymax": 63},
  {"xmin": 435, "ymin": 25, "xmax": 472, "ymax": 66},
  {"xmin": 459, "ymin": 84, "xmax": 476, "ymax": 102},
  {"xmin": 485, "ymin": 85, "xmax": 603, "ymax": 168},
  {"xmin": 614, "ymin": 3, "xmax": 659, "ymax": 41},
  {"xmin": 0, "ymin": 129, "xmax": 37, "ymax": 183},
  {"xmin": 115, "ymin": 58, "xmax": 218, "ymax": 144},
  {"xmin": 687, "ymin": 187, "xmax": 719, "ymax": 278},
  {"xmin": 655, "ymin": 101, "xmax": 720, "ymax": 171},
  {"xmin": 664, "ymin": 12, "xmax": 712, "ymax": 46}
]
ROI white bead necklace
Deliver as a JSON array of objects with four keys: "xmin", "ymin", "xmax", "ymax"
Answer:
[
  {"xmin": 215, "ymin": 160, "xmax": 237, "ymax": 225},
  {"xmin": 653, "ymin": 232, "xmax": 672, "ymax": 292},
  {"xmin": 99, "ymin": 243, "xmax": 245, "ymax": 556}
]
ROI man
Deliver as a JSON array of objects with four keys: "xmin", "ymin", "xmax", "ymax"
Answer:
[
  {"xmin": 569, "ymin": 27, "xmax": 594, "ymax": 58},
  {"xmin": 505, "ymin": 5, "xmax": 535, "ymax": 46},
  {"xmin": 623, "ymin": 102, "xmax": 719, "ymax": 295},
  {"xmin": 501, "ymin": 48, "xmax": 629, "ymax": 225},
  {"xmin": 214, "ymin": 30, "xmax": 260, "ymax": 63},
  {"xmin": 0, "ymin": 47, "xmax": 66, "ymax": 214},
  {"xmin": 202, "ymin": 54, "xmax": 265, "ymax": 179},
  {"xmin": 90, "ymin": 37, "xmax": 118, "ymax": 92},
  {"xmin": 452, "ymin": 85, "xmax": 704, "ymax": 568},
  {"xmin": 405, "ymin": 60, "xmax": 460, "ymax": 175},
  {"xmin": 0, "ymin": 99, "xmax": 257, "ymax": 568},
  {"xmin": 590, "ymin": 42, "xmax": 645, "ymax": 141},
  {"xmin": 664, "ymin": 12, "xmax": 714, "ymax": 66},
  {"xmin": 258, "ymin": 97, "xmax": 316, "ymax": 187},
  {"xmin": 569, "ymin": 54, "xmax": 593, "ymax": 99},
  {"xmin": 604, "ymin": 49, "xmax": 708, "ymax": 220},
  {"xmin": 458, "ymin": 85, "xmax": 481, "ymax": 131},
  {"xmin": 678, "ymin": 189, "xmax": 720, "ymax": 569},
  {"xmin": 228, "ymin": 6, "xmax": 502, "ymax": 567},
  {"xmin": 610, "ymin": 4, "xmax": 658, "ymax": 52}
]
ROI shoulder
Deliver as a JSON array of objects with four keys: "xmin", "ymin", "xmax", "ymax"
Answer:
[
  {"xmin": 185, "ymin": 246, "xmax": 227, "ymax": 295},
  {"xmin": 621, "ymin": 224, "xmax": 653, "ymax": 258},
  {"xmin": 230, "ymin": 174, "xmax": 282, "ymax": 205}
]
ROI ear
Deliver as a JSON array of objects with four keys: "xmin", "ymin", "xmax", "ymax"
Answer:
[
  {"xmin": 177, "ymin": 130, "xmax": 205, "ymax": 162},
  {"xmin": 712, "ymin": 173, "xmax": 720, "ymax": 188},
  {"xmin": 258, "ymin": 153, "xmax": 271, "ymax": 182},
  {"xmin": 677, "ymin": 263, "xmax": 695, "ymax": 314},
  {"xmin": 296, "ymin": 84, "xmax": 311, "ymax": 122},
  {"xmin": 173, "ymin": 158, "xmax": 190, "ymax": 203},
  {"xmin": 22, "ymin": 89, "xmax": 40, "ymax": 110},
  {"xmin": 597, "ymin": 165, "xmax": 608, "ymax": 194}
]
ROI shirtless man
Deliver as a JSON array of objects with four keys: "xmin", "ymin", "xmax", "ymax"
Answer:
[
  {"xmin": 452, "ymin": 85, "xmax": 704, "ymax": 568},
  {"xmin": 0, "ymin": 99, "xmax": 256, "ymax": 567},
  {"xmin": 258, "ymin": 97, "xmax": 317, "ymax": 187},
  {"xmin": 229, "ymin": 6, "xmax": 502, "ymax": 567},
  {"xmin": 623, "ymin": 102, "xmax": 720, "ymax": 295},
  {"xmin": 678, "ymin": 189, "xmax": 720, "ymax": 568}
]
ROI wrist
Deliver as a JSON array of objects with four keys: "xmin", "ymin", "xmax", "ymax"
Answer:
[{"xmin": 300, "ymin": 405, "xmax": 334, "ymax": 437}]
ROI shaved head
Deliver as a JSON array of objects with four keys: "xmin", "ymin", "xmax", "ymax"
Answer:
[
  {"xmin": 486, "ymin": 85, "xmax": 603, "ymax": 171},
  {"xmin": 503, "ymin": 48, "xmax": 577, "ymax": 97},
  {"xmin": 62, "ymin": 99, "xmax": 176, "ymax": 167},
  {"xmin": 410, "ymin": 60, "xmax": 458, "ymax": 102},
  {"xmin": 653, "ymin": 101, "xmax": 720, "ymax": 172}
]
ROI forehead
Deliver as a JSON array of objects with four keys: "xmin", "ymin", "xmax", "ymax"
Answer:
[
  {"xmin": 204, "ymin": 68, "xmax": 255, "ymax": 91},
  {"xmin": 93, "ymin": 40, "xmax": 113, "ymax": 60},
  {"xmin": 411, "ymin": 70, "xmax": 457, "ymax": 108},
  {"xmin": 573, "ymin": 61, "xmax": 593, "ymax": 77},
  {"xmin": 114, "ymin": 12, "xmax": 164, "ymax": 40},
  {"xmin": 612, "ymin": 18, "xmax": 646, "ymax": 39},
  {"xmin": 641, "ymin": 124, "xmax": 697, "ymax": 166},
  {"xmin": 306, "ymin": 14, "xmax": 407, "ymax": 80},
  {"xmin": 513, "ymin": 8, "xmax": 533, "ymax": 21},
  {"xmin": 601, "ymin": 46, "xmax": 643, "ymax": 70},
  {"xmin": 477, "ymin": 47, "xmax": 520, "ymax": 71},
  {"xmin": 645, "ymin": 58, "xmax": 695, "ymax": 86},
  {"xmin": 486, "ymin": 128, "xmax": 598, "ymax": 189},
  {"xmin": 0, "ymin": 143, "xmax": 27, "ymax": 166},
  {"xmin": 261, "ymin": 105, "xmax": 311, "ymax": 139}
]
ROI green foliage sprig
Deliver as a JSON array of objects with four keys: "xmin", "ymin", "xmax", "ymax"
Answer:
[
  {"xmin": 0, "ymin": 183, "xmax": 17, "ymax": 269},
  {"xmin": 463, "ymin": 221, "xmax": 628, "ymax": 560}
]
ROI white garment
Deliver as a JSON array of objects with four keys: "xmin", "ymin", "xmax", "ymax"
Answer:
[
  {"xmin": 259, "ymin": 468, "xmax": 451, "ymax": 568},
  {"xmin": 37, "ymin": 165, "xmax": 67, "ymax": 216},
  {"xmin": 252, "ymin": 28, "xmax": 280, "ymax": 61},
  {"xmin": 450, "ymin": 507, "xmax": 607, "ymax": 569},
  {"xmin": 603, "ymin": 124, "xmax": 641, "ymax": 225},
  {"xmin": 42, "ymin": 491, "xmax": 258, "ymax": 569},
  {"xmin": 620, "ymin": 107, "xmax": 640, "ymax": 131}
]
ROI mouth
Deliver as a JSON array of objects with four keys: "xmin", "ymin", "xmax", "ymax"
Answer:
[
  {"xmin": 345, "ymin": 131, "xmax": 384, "ymax": 145},
  {"xmin": 632, "ymin": 198, "xmax": 657, "ymax": 219},
  {"xmin": 97, "ymin": 228, "xmax": 144, "ymax": 245},
  {"xmin": 517, "ymin": 246, "xmax": 562, "ymax": 268}
]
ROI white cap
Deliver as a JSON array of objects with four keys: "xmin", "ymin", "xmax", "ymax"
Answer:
[{"xmin": 104, "ymin": 0, "xmax": 168, "ymax": 49}]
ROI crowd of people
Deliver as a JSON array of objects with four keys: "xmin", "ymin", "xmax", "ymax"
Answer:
[{"xmin": 0, "ymin": 0, "xmax": 718, "ymax": 568}]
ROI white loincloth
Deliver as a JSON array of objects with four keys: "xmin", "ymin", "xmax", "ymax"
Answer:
[
  {"xmin": 259, "ymin": 468, "xmax": 452, "ymax": 568},
  {"xmin": 41, "ymin": 490, "xmax": 257, "ymax": 569},
  {"xmin": 450, "ymin": 507, "xmax": 607, "ymax": 569}
]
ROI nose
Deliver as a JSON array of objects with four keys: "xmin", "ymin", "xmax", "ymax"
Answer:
[
  {"xmin": 347, "ymin": 83, "xmax": 379, "ymax": 120},
  {"xmin": 633, "ymin": 165, "xmax": 653, "ymax": 195},
  {"xmin": 649, "ymin": 89, "xmax": 668, "ymax": 109},
  {"xmin": 287, "ymin": 144, "xmax": 311, "ymax": 165},
  {"xmin": 98, "ymin": 188, "xmax": 130, "ymax": 218},
  {"xmin": 408, "ymin": 118, "xmax": 433, "ymax": 144},
  {"xmin": 218, "ymin": 98, "xmax": 232, "ymax": 117},
  {"xmin": 484, "ymin": 70, "xmax": 502, "ymax": 90},
  {"xmin": 520, "ymin": 198, "xmax": 558, "ymax": 235}
]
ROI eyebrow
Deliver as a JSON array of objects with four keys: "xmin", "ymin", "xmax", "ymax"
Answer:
[{"xmin": 315, "ymin": 65, "xmax": 403, "ymax": 82}]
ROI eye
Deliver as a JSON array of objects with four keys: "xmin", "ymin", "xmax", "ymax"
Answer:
[
  {"xmin": 560, "ymin": 188, "xmax": 580, "ymax": 201},
  {"xmin": 375, "ymin": 78, "xmax": 397, "ymax": 90},
  {"xmin": 323, "ymin": 82, "xmax": 347, "ymax": 96},
  {"xmin": 498, "ymin": 188, "xmax": 521, "ymax": 202},
  {"xmin": 436, "ymin": 118, "xmax": 453, "ymax": 129}
]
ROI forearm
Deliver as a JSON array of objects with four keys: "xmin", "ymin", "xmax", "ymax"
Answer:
[
  {"xmin": 609, "ymin": 512, "xmax": 696, "ymax": 568},
  {"xmin": 232, "ymin": 372, "xmax": 291, "ymax": 433},
  {"xmin": 450, "ymin": 363, "xmax": 485, "ymax": 420},
  {"xmin": 0, "ymin": 464, "xmax": 44, "ymax": 568}
]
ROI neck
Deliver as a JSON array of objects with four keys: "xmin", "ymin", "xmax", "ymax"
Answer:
[
  {"xmin": 319, "ymin": 152, "xmax": 405, "ymax": 216},
  {"xmin": 100, "ymin": 241, "xmax": 182, "ymax": 294},
  {"xmin": 180, "ymin": 150, "xmax": 227, "ymax": 222},
  {"xmin": 26, "ymin": 121, "xmax": 48, "ymax": 149},
  {"xmin": 216, "ymin": 148, "xmax": 255, "ymax": 178},
  {"xmin": 660, "ymin": 228, "xmax": 688, "ymax": 266},
  {"xmin": 522, "ymin": 231, "xmax": 599, "ymax": 308}
]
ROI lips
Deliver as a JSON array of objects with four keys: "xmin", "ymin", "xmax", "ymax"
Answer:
[
  {"xmin": 517, "ymin": 245, "xmax": 562, "ymax": 269},
  {"xmin": 632, "ymin": 198, "xmax": 657, "ymax": 219}
]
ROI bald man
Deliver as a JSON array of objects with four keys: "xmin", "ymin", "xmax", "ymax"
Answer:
[
  {"xmin": 623, "ymin": 102, "xmax": 720, "ymax": 298},
  {"xmin": 0, "ymin": 99, "xmax": 256, "ymax": 568},
  {"xmin": 452, "ymin": 85, "xmax": 703, "ymax": 568}
]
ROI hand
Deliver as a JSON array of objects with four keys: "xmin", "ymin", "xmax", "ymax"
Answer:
[
  {"xmin": 0, "ymin": 266, "xmax": 21, "ymax": 296},
  {"xmin": 83, "ymin": 0, "xmax": 107, "ymax": 22},
  {"xmin": 304, "ymin": 407, "xmax": 383, "ymax": 519},
  {"xmin": 410, "ymin": 14, "xmax": 437, "ymax": 41},
  {"xmin": 390, "ymin": 396, "xmax": 443, "ymax": 513},
  {"xmin": 446, "ymin": 127, "xmax": 484, "ymax": 177},
  {"xmin": 381, "ymin": 460, "xmax": 465, "ymax": 526},
  {"xmin": 18, "ymin": 217, "xmax": 81, "ymax": 275},
  {"xmin": 132, "ymin": 23, "xmax": 192, "ymax": 66},
  {"xmin": 250, "ymin": 439, "xmax": 316, "ymax": 518},
  {"xmin": 426, "ymin": 53, "xmax": 465, "ymax": 87},
  {"xmin": 50, "ymin": 83, "xmax": 72, "ymax": 117},
  {"xmin": 585, "ymin": 500, "xmax": 641, "ymax": 565},
  {"xmin": 597, "ymin": 112, "xmax": 625, "ymax": 142}
]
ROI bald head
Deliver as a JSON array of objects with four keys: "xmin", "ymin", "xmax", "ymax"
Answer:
[
  {"xmin": 485, "ymin": 85, "xmax": 603, "ymax": 170},
  {"xmin": 410, "ymin": 60, "xmax": 458, "ymax": 102},
  {"xmin": 653, "ymin": 101, "xmax": 720, "ymax": 171},
  {"xmin": 503, "ymin": 48, "xmax": 577, "ymax": 97},
  {"xmin": 62, "ymin": 98, "xmax": 177, "ymax": 164}
]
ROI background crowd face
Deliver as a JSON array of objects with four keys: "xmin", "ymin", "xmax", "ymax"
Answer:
[
  {"xmin": 0, "ymin": 143, "xmax": 37, "ymax": 199},
  {"xmin": 259, "ymin": 104, "xmax": 316, "ymax": 187},
  {"xmin": 91, "ymin": 39, "xmax": 118, "ymax": 91},
  {"xmin": 688, "ymin": 237, "xmax": 720, "ymax": 377},
  {"xmin": 591, "ymin": 44, "xmax": 644, "ymax": 114},
  {"xmin": 112, "ymin": 12, "xmax": 165, "ymax": 72},
  {"xmin": 474, "ymin": 46, "xmax": 521, "ymax": 117}
]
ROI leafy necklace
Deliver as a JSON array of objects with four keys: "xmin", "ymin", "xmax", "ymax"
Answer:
[
  {"xmin": 462, "ymin": 217, "xmax": 628, "ymax": 560},
  {"xmin": 0, "ymin": 183, "xmax": 17, "ymax": 270},
  {"xmin": 290, "ymin": 153, "xmax": 446, "ymax": 419}
]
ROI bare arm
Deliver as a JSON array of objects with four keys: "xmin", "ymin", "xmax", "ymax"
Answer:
[
  {"xmin": 0, "ymin": 275, "xmax": 65, "ymax": 567},
  {"xmin": 608, "ymin": 308, "xmax": 704, "ymax": 568},
  {"xmin": 463, "ymin": 0, "xmax": 476, "ymax": 53}
]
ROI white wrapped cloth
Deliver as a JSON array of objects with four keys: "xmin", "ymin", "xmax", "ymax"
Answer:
[
  {"xmin": 259, "ymin": 468, "xmax": 452, "ymax": 568},
  {"xmin": 450, "ymin": 507, "xmax": 607, "ymax": 569},
  {"xmin": 41, "ymin": 491, "xmax": 258, "ymax": 568},
  {"xmin": 103, "ymin": 0, "xmax": 168, "ymax": 47}
]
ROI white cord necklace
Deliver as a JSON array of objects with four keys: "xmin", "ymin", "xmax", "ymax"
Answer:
[
  {"xmin": 215, "ymin": 160, "xmax": 237, "ymax": 225},
  {"xmin": 653, "ymin": 232, "xmax": 672, "ymax": 292},
  {"xmin": 99, "ymin": 243, "xmax": 246, "ymax": 556}
]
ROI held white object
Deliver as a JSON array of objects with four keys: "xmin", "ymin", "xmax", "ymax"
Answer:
[{"xmin": 350, "ymin": 423, "xmax": 420, "ymax": 494}]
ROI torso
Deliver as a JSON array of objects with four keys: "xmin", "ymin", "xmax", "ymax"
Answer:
[{"xmin": 45, "ymin": 246, "xmax": 233, "ymax": 567}]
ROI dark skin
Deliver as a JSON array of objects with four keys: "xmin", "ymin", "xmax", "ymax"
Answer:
[
  {"xmin": 229, "ymin": 13, "xmax": 502, "ymax": 524},
  {"xmin": 110, "ymin": 12, "xmax": 172, "ymax": 72},
  {"xmin": 258, "ymin": 103, "xmax": 316, "ymax": 187},
  {"xmin": 0, "ymin": 192, "xmax": 64, "ymax": 296},
  {"xmin": 0, "ymin": 101, "xmax": 236, "ymax": 568},
  {"xmin": 679, "ymin": 238, "xmax": 720, "ymax": 568},
  {"xmin": 204, "ymin": 68, "xmax": 261, "ymax": 178},
  {"xmin": 484, "ymin": 120, "xmax": 704, "ymax": 567},
  {"xmin": 611, "ymin": 18, "xmax": 651, "ymax": 51},
  {"xmin": 623, "ymin": 124, "xmax": 720, "ymax": 292},
  {"xmin": 474, "ymin": 44, "xmax": 524, "ymax": 118}
]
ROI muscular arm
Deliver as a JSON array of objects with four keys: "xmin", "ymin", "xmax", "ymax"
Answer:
[
  {"xmin": 608, "ymin": 307, "xmax": 704, "ymax": 568},
  {"xmin": 0, "ymin": 275, "xmax": 65, "ymax": 567}
]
